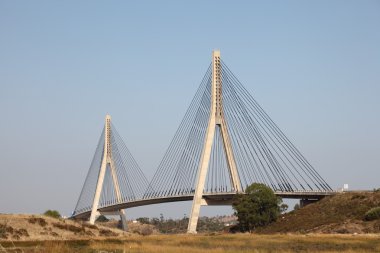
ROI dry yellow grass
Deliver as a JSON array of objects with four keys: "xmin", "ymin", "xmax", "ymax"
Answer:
[
  {"xmin": 1, "ymin": 233, "xmax": 380, "ymax": 253},
  {"xmin": 0, "ymin": 214, "xmax": 127, "ymax": 241}
]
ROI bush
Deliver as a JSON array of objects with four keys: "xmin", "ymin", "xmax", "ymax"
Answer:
[
  {"xmin": 280, "ymin": 203, "xmax": 288, "ymax": 213},
  {"xmin": 82, "ymin": 223, "xmax": 98, "ymax": 230},
  {"xmin": 129, "ymin": 223, "xmax": 155, "ymax": 235},
  {"xmin": 140, "ymin": 225, "xmax": 153, "ymax": 236},
  {"xmin": 14, "ymin": 228, "xmax": 29, "ymax": 238},
  {"xmin": 28, "ymin": 217, "xmax": 47, "ymax": 227},
  {"xmin": 52, "ymin": 222, "xmax": 83, "ymax": 233},
  {"xmin": 99, "ymin": 229, "xmax": 117, "ymax": 237},
  {"xmin": 364, "ymin": 207, "xmax": 380, "ymax": 221},
  {"xmin": 85, "ymin": 230, "xmax": 95, "ymax": 236},
  {"xmin": 50, "ymin": 231, "xmax": 59, "ymax": 237},
  {"xmin": 0, "ymin": 222, "xmax": 8, "ymax": 239},
  {"xmin": 0, "ymin": 222, "xmax": 29, "ymax": 240},
  {"xmin": 5, "ymin": 225, "xmax": 14, "ymax": 234},
  {"xmin": 44, "ymin": 210, "xmax": 61, "ymax": 219},
  {"xmin": 12, "ymin": 234, "xmax": 20, "ymax": 240},
  {"xmin": 136, "ymin": 217, "xmax": 150, "ymax": 224},
  {"xmin": 96, "ymin": 215, "xmax": 109, "ymax": 222}
]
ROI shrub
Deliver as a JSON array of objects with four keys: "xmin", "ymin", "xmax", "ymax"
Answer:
[
  {"xmin": 96, "ymin": 215, "xmax": 109, "ymax": 222},
  {"xmin": 28, "ymin": 217, "xmax": 47, "ymax": 227},
  {"xmin": 364, "ymin": 207, "xmax": 380, "ymax": 221},
  {"xmin": 136, "ymin": 217, "xmax": 150, "ymax": 224},
  {"xmin": 280, "ymin": 203, "xmax": 288, "ymax": 213},
  {"xmin": 0, "ymin": 226, "xmax": 29, "ymax": 240},
  {"xmin": 44, "ymin": 210, "xmax": 61, "ymax": 219},
  {"xmin": 351, "ymin": 194, "xmax": 366, "ymax": 200},
  {"xmin": 99, "ymin": 229, "xmax": 117, "ymax": 237},
  {"xmin": 82, "ymin": 223, "xmax": 98, "ymax": 230},
  {"xmin": 16, "ymin": 228, "xmax": 29, "ymax": 237},
  {"xmin": 5, "ymin": 226, "xmax": 14, "ymax": 234},
  {"xmin": 85, "ymin": 230, "xmax": 95, "ymax": 236},
  {"xmin": 52, "ymin": 222, "xmax": 83, "ymax": 233},
  {"xmin": 0, "ymin": 222, "xmax": 8, "ymax": 239},
  {"xmin": 294, "ymin": 203, "xmax": 300, "ymax": 211},
  {"xmin": 0, "ymin": 222, "xmax": 25, "ymax": 240},
  {"xmin": 336, "ymin": 228, "xmax": 350, "ymax": 234},
  {"xmin": 50, "ymin": 231, "xmax": 59, "ymax": 237},
  {"xmin": 12, "ymin": 234, "xmax": 20, "ymax": 240},
  {"xmin": 140, "ymin": 225, "xmax": 153, "ymax": 236}
]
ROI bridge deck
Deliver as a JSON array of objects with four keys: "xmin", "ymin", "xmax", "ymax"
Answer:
[{"xmin": 72, "ymin": 191, "xmax": 338, "ymax": 220}]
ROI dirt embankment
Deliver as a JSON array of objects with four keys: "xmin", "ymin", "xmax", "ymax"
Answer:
[
  {"xmin": 0, "ymin": 214, "xmax": 128, "ymax": 241},
  {"xmin": 258, "ymin": 191, "xmax": 380, "ymax": 234}
]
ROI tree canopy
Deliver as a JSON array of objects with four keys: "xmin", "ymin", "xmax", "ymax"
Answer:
[
  {"xmin": 232, "ymin": 183, "xmax": 282, "ymax": 232},
  {"xmin": 43, "ymin": 210, "xmax": 61, "ymax": 219}
]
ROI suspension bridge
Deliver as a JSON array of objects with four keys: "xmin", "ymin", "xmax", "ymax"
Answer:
[{"xmin": 72, "ymin": 50, "xmax": 335, "ymax": 233}]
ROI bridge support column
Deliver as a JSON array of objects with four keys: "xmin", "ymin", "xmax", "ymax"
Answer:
[
  {"xmin": 88, "ymin": 115, "xmax": 128, "ymax": 231},
  {"xmin": 187, "ymin": 50, "xmax": 242, "ymax": 234},
  {"xmin": 119, "ymin": 210, "xmax": 128, "ymax": 231}
]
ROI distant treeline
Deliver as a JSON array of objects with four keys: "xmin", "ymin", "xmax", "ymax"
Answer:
[{"xmin": 136, "ymin": 214, "xmax": 233, "ymax": 233}]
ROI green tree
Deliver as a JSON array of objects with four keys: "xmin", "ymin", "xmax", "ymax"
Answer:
[
  {"xmin": 280, "ymin": 203, "xmax": 288, "ymax": 214},
  {"xmin": 43, "ymin": 210, "xmax": 61, "ymax": 219},
  {"xmin": 136, "ymin": 217, "xmax": 150, "ymax": 224},
  {"xmin": 232, "ymin": 183, "xmax": 281, "ymax": 232}
]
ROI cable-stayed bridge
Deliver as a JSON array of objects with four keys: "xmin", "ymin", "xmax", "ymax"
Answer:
[{"xmin": 72, "ymin": 50, "xmax": 335, "ymax": 233}]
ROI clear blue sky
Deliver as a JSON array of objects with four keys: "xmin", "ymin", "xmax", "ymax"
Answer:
[{"xmin": 0, "ymin": 1, "xmax": 379, "ymax": 219}]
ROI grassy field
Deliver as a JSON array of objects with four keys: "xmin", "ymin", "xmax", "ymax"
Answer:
[{"xmin": 1, "ymin": 234, "xmax": 380, "ymax": 253}]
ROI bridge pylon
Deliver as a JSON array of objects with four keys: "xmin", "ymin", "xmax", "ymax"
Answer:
[
  {"xmin": 88, "ymin": 115, "xmax": 128, "ymax": 231},
  {"xmin": 187, "ymin": 50, "xmax": 243, "ymax": 233}
]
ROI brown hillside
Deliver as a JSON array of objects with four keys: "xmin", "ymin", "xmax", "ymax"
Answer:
[
  {"xmin": 0, "ymin": 214, "xmax": 128, "ymax": 241},
  {"xmin": 257, "ymin": 191, "xmax": 380, "ymax": 234}
]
